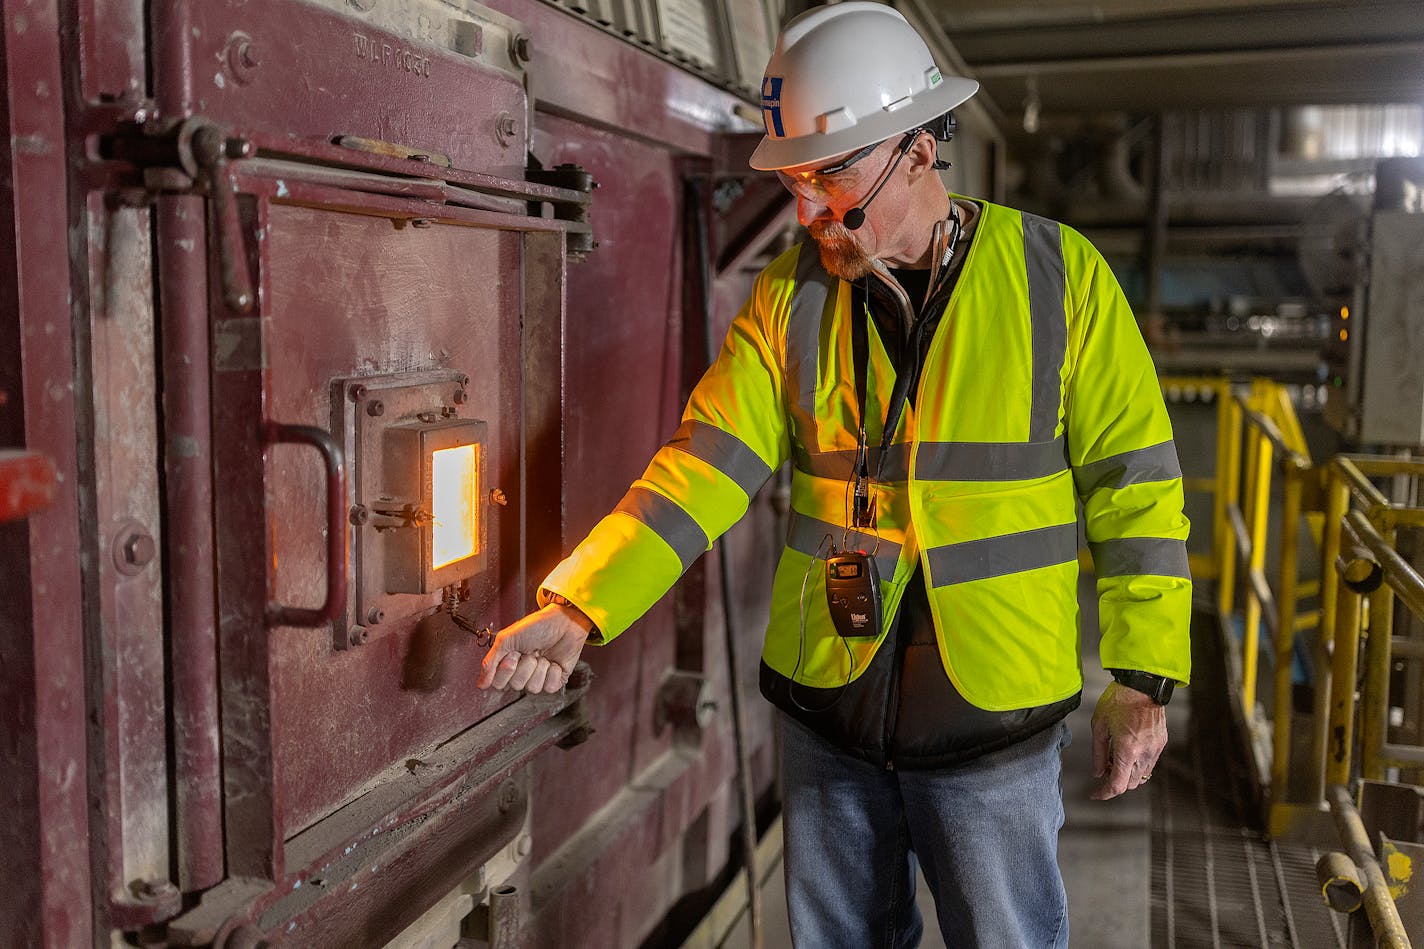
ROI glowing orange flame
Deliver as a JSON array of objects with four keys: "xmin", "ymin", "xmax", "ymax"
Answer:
[{"xmin": 431, "ymin": 444, "xmax": 478, "ymax": 569}]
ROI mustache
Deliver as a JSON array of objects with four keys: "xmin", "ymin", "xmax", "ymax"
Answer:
[{"xmin": 809, "ymin": 220, "xmax": 855, "ymax": 244}]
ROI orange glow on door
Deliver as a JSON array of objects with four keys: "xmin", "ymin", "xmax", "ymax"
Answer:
[{"xmin": 430, "ymin": 444, "xmax": 479, "ymax": 569}]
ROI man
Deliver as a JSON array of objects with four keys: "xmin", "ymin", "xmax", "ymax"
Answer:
[{"xmin": 477, "ymin": 4, "xmax": 1191, "ymax": 946}]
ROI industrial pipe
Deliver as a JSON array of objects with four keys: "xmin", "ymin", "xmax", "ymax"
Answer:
[
  {"xmin": 1326, "ymin": 785, "xmax": 1413, "ymax": 948},
  {"xmin": 1314, "ymin": 850, "xmax": 1364, "ymax": 913}
]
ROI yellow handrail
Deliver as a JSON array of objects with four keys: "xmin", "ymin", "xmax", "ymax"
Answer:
[{"xmin": 1159, "ymin": 375, "xmax": 1422, "ymax": 947}]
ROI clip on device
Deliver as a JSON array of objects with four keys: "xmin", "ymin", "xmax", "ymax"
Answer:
[
  {"xmin": 826, "ymin": 547, "xmax": 882, "ymax": 638},
  {"xmin": 826, "ymin": 444, "xmax": 883, "ymax": 638}
]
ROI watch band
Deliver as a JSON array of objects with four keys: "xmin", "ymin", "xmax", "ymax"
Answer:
[{"xmin": 1109, "ymin": 668, "xmax": 1174, "ymax": 706}]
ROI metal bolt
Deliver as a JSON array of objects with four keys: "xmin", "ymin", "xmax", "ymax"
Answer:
[
  {"xmin": 367, "ymin": 607, "xmax": 385, "ymax": 625},
  {"xmin": 223, "ymin": 137, "xmax": 254, "ymax": 160},
  {"xmin": 349, "ymin": 504, "xmax": 369, "ymax": 526},
  {"xmin": 348, "ymin": 625, "xmax": 365, "ymax": 647},
  {"xmin": 360, "ymin": 627, "xmax": 370, "ymax": 643},
  {"xmin": 490, "ymin": 488, "xmax": 508, "ymax": 507},
  {"xmin": 349, "ymin": 384, "xmax": 368, "ymax": 402},
  {"xmin": 366, "ymin": 399, "xmax": 385, "ymax": 417},
  {"xmin": 122, "ymin": 532, "xmax": 156, "ymax": 567},
  {"xmin": 416, "ymin": 411, "xmax": 437, "ymax": 423},
  {"xmin": 511, "ymin": 34, "xmax": 532, "ymax": 64},
  {"xmin": 452, "ymin": 388, "xmax": 467, "ymax": 405},
  {"xmin": 224, "ymin": 32, "xmax": 261, "ymax": 87},
  {"xmin": 410, "ymin": 218, "xmax": 434, "ymax": 228},
  {"xmin": 495, "ymin": 112, "xmax": 518, "ymax": 147}
]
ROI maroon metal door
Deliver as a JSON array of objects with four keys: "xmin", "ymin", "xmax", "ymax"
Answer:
[{"xmin": 3, "ymin": 0, "xmax": 790, "ymax": 945}]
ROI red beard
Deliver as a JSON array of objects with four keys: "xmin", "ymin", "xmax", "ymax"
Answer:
[{"xmin": 809, "ymin": 220, "xmax": 874, "ymax": 281}]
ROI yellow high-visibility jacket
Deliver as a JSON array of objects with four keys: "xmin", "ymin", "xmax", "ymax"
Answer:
[{"xmin": 542, "ymin": 197, "xmax": 1192, "ymax": 711}]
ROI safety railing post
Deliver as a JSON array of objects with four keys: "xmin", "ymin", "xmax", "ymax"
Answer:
[
  {"xmin": 1242, "ymin": 430, "xmax": 1274, "ymax": 714},
  {"xmin": 1270, "ymin": 465, "xmax": 1304, "ymax": 808},
  {"xmin": 1326, "ymin": 577, "xmax": 1363, "ymax": 789},
  {"xmin": 1362, "ymin": 525, "xmax": 1397, "ymax": 782},
  {"xmin": 1310, "ymin": 471, "xmax": 1352, "ymax": 803},
  {"xmin": 1212, "ymin": 381, "xmax": 1232, "ymax": 573},
  {"xmin": 1218, "ymin": 397, "xmax": 1243, "ymax": 618}
]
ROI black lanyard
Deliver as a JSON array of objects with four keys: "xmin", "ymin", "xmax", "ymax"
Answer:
[
  {"xmin": 848, "ymin": 214, "xmax": 963, "ymax": 530},
  {"xmin": 850, "ymin": 305, "xmax": 917, "ymax": 528}
]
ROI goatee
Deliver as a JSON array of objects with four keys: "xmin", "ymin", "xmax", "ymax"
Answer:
[{"xmin": 809, "ymin": 220, "xmax": 874, "ymax": 281}]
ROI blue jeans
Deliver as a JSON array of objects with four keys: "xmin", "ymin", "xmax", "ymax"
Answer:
[{"xmin": 779, "ymin": 714, "xmax": 1071, "ymax": 949}]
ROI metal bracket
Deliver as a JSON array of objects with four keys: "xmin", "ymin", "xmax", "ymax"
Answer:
[
  {"xmin": 526, "ymin": 162, "xmax": 597, "ymax": 261},
  {"xmin": 103, "ymin": 116, "xmax": 258, "ymax": 312}
]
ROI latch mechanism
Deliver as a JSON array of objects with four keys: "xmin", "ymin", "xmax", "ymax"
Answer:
[{"xmin": 103, "ymin": 116, "xmax": 257, "ymax": 312}]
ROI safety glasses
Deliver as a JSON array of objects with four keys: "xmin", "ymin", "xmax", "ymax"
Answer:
[
  {"xmin": 775, "ymin": 140, "xmax": 887, "ymax": 204},
  {"xmin": 774, "ymin": 128, "xmax": 927, "ymax": 205}
]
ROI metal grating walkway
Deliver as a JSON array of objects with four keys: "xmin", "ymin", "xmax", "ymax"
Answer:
[{"xmin": 1150, "ymin": 621, "xmax": 1348, "ymax": 949}]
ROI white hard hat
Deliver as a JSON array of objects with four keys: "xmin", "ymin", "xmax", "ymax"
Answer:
[{"xmin": 749, "ymin": 2, "xmax": 980, "ymax": 171}]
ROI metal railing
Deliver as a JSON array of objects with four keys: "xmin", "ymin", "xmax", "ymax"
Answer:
[
  {"xmin": 1320, "ymin": 499, "xmax": 1424, "ymax": 949},
  {"xmin": 1319, "ymin": 458, "xmax": 1424, "ymax": 785},
  {"xmin": 1159, "ymin": 375, "xmax": 1421, "ymax": 946}
]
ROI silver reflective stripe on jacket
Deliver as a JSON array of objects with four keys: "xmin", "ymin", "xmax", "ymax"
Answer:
[
  {"xmin": 914, "ymin": 436, "xmax": 1067, "ymax": 482},
  {"xmin": 1023, "ymin": 212, "xmax": 1067, "ymax": 443},
  {"xmin": 786, "ymin": 510, "xmax": 901, "ymax": 582},
  {"xmin": 785, "ymin": 241, "xmax": 835, "ymax": 455},
  {"xmin": 1072, "ymin": 440, "xmax": 1182, "ymax": 495},
  {"xmin": 614, "ymin": 486, "xmax": 708, "ymax": 573},
  {"xmin": 795, "ymin": 443, "xmax": 911, "ymax": 482},
  {"xmin": 666, "ymin": 419, "xmax": 774, "ymax": 498},
  {"xmin": 1089, "ymin": 536, "xmax": 1191, "ymax": 579},
  {"xmin": 926, "ymin": 522, "xmax": 1078, "ymax": 587}
]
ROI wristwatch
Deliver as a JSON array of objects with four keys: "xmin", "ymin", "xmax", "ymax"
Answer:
[{"xmin": 1109, "ymin": 669, "xmax": 1175, "ymax": 706}]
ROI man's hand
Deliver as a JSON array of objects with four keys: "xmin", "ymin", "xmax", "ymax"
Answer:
[
  {"xmin": 477, "ymin": 604, "xmax": 590, "ymax": 693},
  {"xmin": 1090, "ymin": 681, "xmax": 1167, "ymax": 800}
]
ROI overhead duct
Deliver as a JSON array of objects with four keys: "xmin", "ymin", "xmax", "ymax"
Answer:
[{"xmin": 1097, "ymin": 123, "xmax": 1146, "ymax": 203}]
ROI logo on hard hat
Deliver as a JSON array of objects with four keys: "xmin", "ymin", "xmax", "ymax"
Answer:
[{"xmin": 761, "ymin": 76, "xmax": 785, "ymax": 137}]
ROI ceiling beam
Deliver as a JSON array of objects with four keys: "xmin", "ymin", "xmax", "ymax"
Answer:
[
  {"xmin": 936, "ymin": 0, "xmax": 1356, "ymax": 32},
  {"xmin": 950, "ymin": 2, "xmax": 1422, "ymax": 67}
]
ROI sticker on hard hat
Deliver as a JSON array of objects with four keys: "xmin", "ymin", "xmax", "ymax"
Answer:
[
  {"xmin": 930, "ymin": 70, "xmax": 943, "ymax": 86},
  {"xmin": 761, "ymin": 76, "xmax": 785, "ymax": 137}
]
